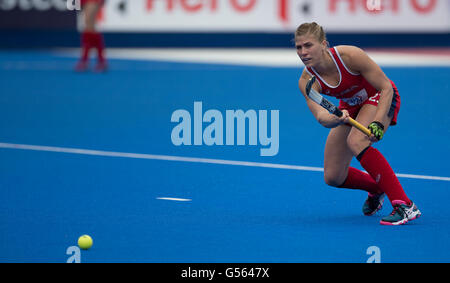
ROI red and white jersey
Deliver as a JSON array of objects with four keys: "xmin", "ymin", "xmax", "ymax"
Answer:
[{"xmin": 305, "ymin": 47, "xmax": 380, "ymax": 108}]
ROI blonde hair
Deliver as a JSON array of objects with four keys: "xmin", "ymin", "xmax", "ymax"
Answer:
[{"xmin": 295, "ymin": 22, "xmax": 327, "ymax": 44}]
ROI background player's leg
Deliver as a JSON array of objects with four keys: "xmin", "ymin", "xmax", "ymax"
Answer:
[
  {"xmin": 76, "ymin": 2, "xmax": 106, "ymax": 72},
  {"xmin": 75, "ymin": 31, "xmax": 91, "ymax": 71},
  {"xmin": 84, "ymin": 2, "xmax": 99, "ymax": 32},
  {"xmin": 85, "ymin": 2, "xmax": 107, "ymax": 71}
]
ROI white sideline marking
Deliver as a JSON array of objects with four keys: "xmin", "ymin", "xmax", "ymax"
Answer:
[
  {"xmin": 156, "ymin": 197, "xmax": 192, "ymax": 202},
  {"xmin": 0, "ymin": 142, "xmax": 449, "ymax": 182},
  {"xmin": 54, "ymin": 48, "xmax": 450, "ymax": 67}
]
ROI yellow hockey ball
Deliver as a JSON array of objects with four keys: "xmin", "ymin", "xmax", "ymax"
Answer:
[{"xmin": 78, "ymin": 235, "xmax": 93, "ymax": 250}]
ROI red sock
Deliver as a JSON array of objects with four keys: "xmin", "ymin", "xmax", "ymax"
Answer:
[
  {"xmin": 357, "ymin": 146, "xmax": 411, "ymax": 205},
  {"xmin": 92, "ymin": 32, "xmax": 105, "ymax": 64},
  {"xmin": 338, "ymin": 167, "xmax": 382, "ymax": 195},
  {"xmin": 80, "ymin": 31, "xmax": 94, "ymax": 62}
]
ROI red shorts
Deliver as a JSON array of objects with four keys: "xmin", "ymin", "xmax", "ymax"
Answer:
[{"xmin": 339, "ymin": 83, "xmax": 401, "ymax": 126}]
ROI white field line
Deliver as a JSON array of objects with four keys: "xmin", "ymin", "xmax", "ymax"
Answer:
[
  {"xmin": 53, "ymin": 48, "xmax": 450, "ymax": 67},
  {"xmin": 0, "ymin": 142, "xmax": 449, "ymax": 182},
  {"xmin": 156, "ymin": 197, "xmax": 192, "ymax": 202}
]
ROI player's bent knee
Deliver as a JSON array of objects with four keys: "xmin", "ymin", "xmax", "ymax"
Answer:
[
  {"xmin": 346, "ymin": 133, "xmax": 370, "ymax": 156},
  {"xmin": 324, "ymin": 172, "xmax": 345, "ymax": 187}
]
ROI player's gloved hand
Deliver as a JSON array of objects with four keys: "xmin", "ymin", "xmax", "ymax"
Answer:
[{"xmin": 368, "ymin": 121, "xmax": 384, "ymax": 141}]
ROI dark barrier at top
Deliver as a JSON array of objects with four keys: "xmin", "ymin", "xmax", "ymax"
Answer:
[{"xmin": 0, "ymin": 0, "xmax": 77, "ymax": 30}]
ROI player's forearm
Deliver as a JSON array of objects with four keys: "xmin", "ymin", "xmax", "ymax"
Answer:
[
  {"xmin": 306, "ymin": 100, "xmax": 339, "ymax": 128},
  {"xmin": 317, "ymin": 112, "xmax": 341, "ymax": 128},
  {"xmin": 373, "ymin": 88, "xmax": 393, "ymax": 122}
]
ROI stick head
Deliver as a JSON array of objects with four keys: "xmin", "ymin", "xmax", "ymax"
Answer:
[{"xmin": 305, "ymin": 75, "xmax": 317, "ymax": 97}]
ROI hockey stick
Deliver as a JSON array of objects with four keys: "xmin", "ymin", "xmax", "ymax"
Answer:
[{"xmin": 305, "ymin": 76, "xmax": 372, "ymax": 137}]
